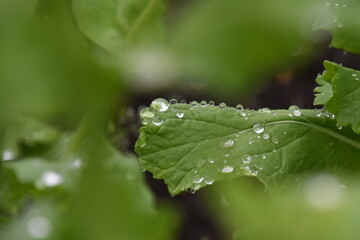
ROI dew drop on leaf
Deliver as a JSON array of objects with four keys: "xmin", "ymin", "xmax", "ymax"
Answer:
[
  {"xmin": 176, "ymin": 112, "xmax": 184, "ymax": 118},
  {"xmin": 208, "ymin": 101, "xmax": 215, "ymax": 106},
  {"xmin": 262, "ymin": 133, "xmax": 270, "ymax": 140},
  {"xmin": 140, "ymin": 107, "xmax": 155, "ymax": 118},
  {"xmin": 236, "ymin": 104, "xmax": 244, "ymax": 111},
  {"xmin": 221, "ymin": 166, "xmax": 234, "ymax": 173},
  {"xmin": 223, "ymin": 139, "xmax": 234, "ymax": 148},
  {"xmin": 150, "ymin": 98, "xmax": 169, "ymax": 112},
  {"xmin": 336, "ymin": 123, "xmax": 343, "ymax": 130},
  {"xmin": 271, "ymin": 136, "xmax": 280, "ymax": 144},
  {"xmin": 242, "ymin": 155, "xmax": 252, "ymax": 164},
  {"xmin": 289, "ymin": 105, "xmax": 301, "ymax": 116},
  {"xmin": 200, "ymin": 100, "xmax": 207, "ymax": 107},
  {"xmin": 252, "ymin": 123, "xmax": 264, "ymax": 134},
  {"xmin": 193, "ymin": 176, "xmax": 204, "ymax": 184},
  {"xmin": 219, "ymin": 102, "xmax": 227, "ymax": 109},
  {"xmin": 152, "ymin": 117, "xmax": 164, "ymax": 126},
  {"xmin": 169, "ymin": 99, "xmax": 177, "ymax": 105}
]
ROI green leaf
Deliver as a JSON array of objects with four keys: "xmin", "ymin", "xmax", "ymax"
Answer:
[
  {"xmin": 313, "ymin": 0, "xmax": 360, "ymax": 54},
  {"xmin": 72, "ymin": 0, "xmax": 166, "ymax": 54},
  {"xmin": 169, "ymin": 0, "xmax": 315, "ymax": 91},
  {"xmin": 314, "ymin": 61, "xmax": 360, "ymax": 133},
  {"xmin": 135, "ymin": 101, "xmax": 360, "ymax": 196}
]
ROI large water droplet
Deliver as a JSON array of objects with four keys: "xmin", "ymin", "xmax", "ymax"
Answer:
[
  {"xmin": 200, "ymin": 100, "xmax": 207, "ymax": 107},
  {"xmin": 336, "ymin": 123, "xmax": 342, "ymax": 130},
  {"xmin": 221, "ymin": 166, "xmax": 234, "ymax": 173},
  {"xmin": 26, "ymin": 216, "xmax": 52, "ymax": 239},
  {"xmin": 41, "ymin": 171, "xmax": 63, "ymax": 187},
  {"xmin": 289, "ymin": 105, "xmax": 301, "ymax": 116},
  {"xmin": 208, "ymin": 101, "xmax": 215, "ymax": 106},
  {"xmin": 150, "ymin": 98, "xmax": 169, "ymax": 112},
  {"xmin": 253, "ymin": 123, "xmax": 264, "ymax": 134},
  {"xmin": 205, "ymin": 178, "xmax": 214, "ymax": 185},
  {"xmin": 152, "ymin": 116, "xmax": 164, "ymax": 126},
  {"xmin": 271, "ymin": 136, "xmax": 279, "ymax": 144},
  {"xmin": 140, "ymin": 107, "xmax": 155, "ymax": 118}
]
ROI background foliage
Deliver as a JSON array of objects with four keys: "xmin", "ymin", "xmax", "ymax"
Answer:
[{"xmin": 1, "ymin": 0, "xmax": 360, "ymax": 239}]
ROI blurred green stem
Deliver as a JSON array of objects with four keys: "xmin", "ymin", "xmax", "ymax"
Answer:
[{"xmin": 125, "ymin": 0, "xmax": 162, "ymax": 43}]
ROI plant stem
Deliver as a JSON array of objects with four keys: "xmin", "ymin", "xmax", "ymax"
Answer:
[{"xmin": 125, "ymin": 0, "xmax": 162, "ymax": 43}]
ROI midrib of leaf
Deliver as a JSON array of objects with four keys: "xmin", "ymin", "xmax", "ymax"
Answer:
[
  {"xmin": 125, "ymin": 0, "xmax": 162, "ymax": 43},
  {"xmin": 142, "ymin": 116, "xmax": 360, "ymax": 159}
]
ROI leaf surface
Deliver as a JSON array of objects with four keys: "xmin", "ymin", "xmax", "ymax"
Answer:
[
  {"xmin": 315, "ymin": 61, "xmax": 360, "ymax": 133},
  {"xmin": 313, "ymin": 0, "xmax": 360, "ymax": 54},
  {"xmin": 136, "ymin": 102, "xmax": 360, "ymax": 195},
  {"xmin": 72, "ymin": 0, "xmax": 165, "ymax": 54}
]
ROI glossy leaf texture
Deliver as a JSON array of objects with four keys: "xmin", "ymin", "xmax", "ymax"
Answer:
[
  {"xmin": 72, "ymin": 0, "xmax": 166, "ymax": 54},
  {"xmin": 315, "ymin": 61, "xmax": 360, "ymax": 133},
  {"xmin": 313, "ymin": 0, "xmax": 360, "ymax": 54},
  {"xmin": 135, "ymin": 101, "xmax": 360, "ymax": 196}
]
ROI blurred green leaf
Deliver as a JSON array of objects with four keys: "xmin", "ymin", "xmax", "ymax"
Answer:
[
  {"xmin": 169, "ymin": 0, "xmax": 315, "ymax": 91},
  {"xmin": 0, "ymin": 0, "xmax": 120, "ymax": 127},
  {"xmin": 313, "ymin": 0, "xmax": 360, "ymax": 54},
  {"xmin": 72, "ymin": 0, "xmax": 166, "ymax": 54},
  {"xmin": 210, "ymin": 179, "xmax": 360, "ymax": 240},
  {"xmin": 135, "ymin": 102, "xmax": 360, "ymax": 195},
  {"xmin": 314, "ymin": 61, "xmax": 360, "ymax": 133}
]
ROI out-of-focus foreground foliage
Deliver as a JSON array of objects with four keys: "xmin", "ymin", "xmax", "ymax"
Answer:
[{"xmin": 1, "ymin": 0, "xmax": 360, "ymax": 239}]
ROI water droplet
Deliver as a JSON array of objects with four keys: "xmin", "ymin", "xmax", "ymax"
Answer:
[
  {"xmin": 150, "ymin": 98, "xmax": 169, "ymax": 112},
  {"xmin": 271, "ymin": 136, "xmax": 279, "ymax": 144},
  {"xmin": 289, "ymin": 105, "xmax": 301, "ymax": 116},
  {"xmin": 2, "ymin": 150, "xmax": 15, "ymax": 161},
  {"xmin": 240, "ymin": 110, "xmax": 247, "ymax": 117},
  {"xmin": 242, "ymin": 155, "xmax": 252, "ymax": 164},
  {"xmin": 41, "ymin": 171, "xmax": 63, "ymax": 187},
  {"xmin": 176, "ymin": 112, "xmax": 184, "ymax": 118},
  {"xmin": 193, "ymin": 176, "xmax": 204, "ymax": 184},
  {"xmin": 262, "ymin": 154, "xmax": 267, "ymax": 159},
  {"xmin": 208, "ymin": 159, "xmax": 214, "ymax": 164},
  {"xmin": 223, "ymin": 139, "xmax": 234, "ymax": 148},
  {"xmin": 180, "ymin": 100, "xmax": 187, "ymax": 104},
  {"xmin": 190, "ymin": 101, "xmax": 198, "ymax": 108},
  {"xmin": 262, "ymin": 133, "xmax": 270, "ymax": 140},
  {"xmin": 325, "ymin": 112, "xmax": 335, "ymax": 119},
  {"xmin": 221, "ymin": 166, "xmax": 234, "ymax": 173},
  {"xmin": 283, "ymin": 131, "xmax": 287, "ymax": 135},
  {"xmin": 152, "ymin": 117, "xmax": 164, "ymax": 126},
  {"xmin": 336, "ymin": 123, "xmax": 342, "ymax": 130},
  {"xmin": 205, "ymin": 178, "xmax": 214, "ymax": 185},
  {"xmin": 208, "ymin": 101, "xmax": 215, "ymax": 106},
  {"xmin": 169, "ymin": 99, "xmax": 177, "ymax": 105},
  {"xmin": 140, "ymin": 107, "xmax": 155, "ymax": 118},
  {"xmin": 253, "ymin": 123, "xmax": 264, "ymax": 134},
  {"xmin": 27, "ymin": 216, "xmax": 52, "ymax": 239},
  {"xmin": 236, "ymin": 104, "xmax": 244, "ymax": 111},
  {"xmin": 219, "ymin": 102, "xmax": 227, "ymax": 109},
  {"xmin": 259, "ymin": 108, "xmax": 271, "ymax": 114},
  {"xmin": 200, "ymin": 100, "xmax": 207, "ymax": 107},
  {"xmin": 190, "ymin": 188, "xmax": 196, "ymax": 194}
]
